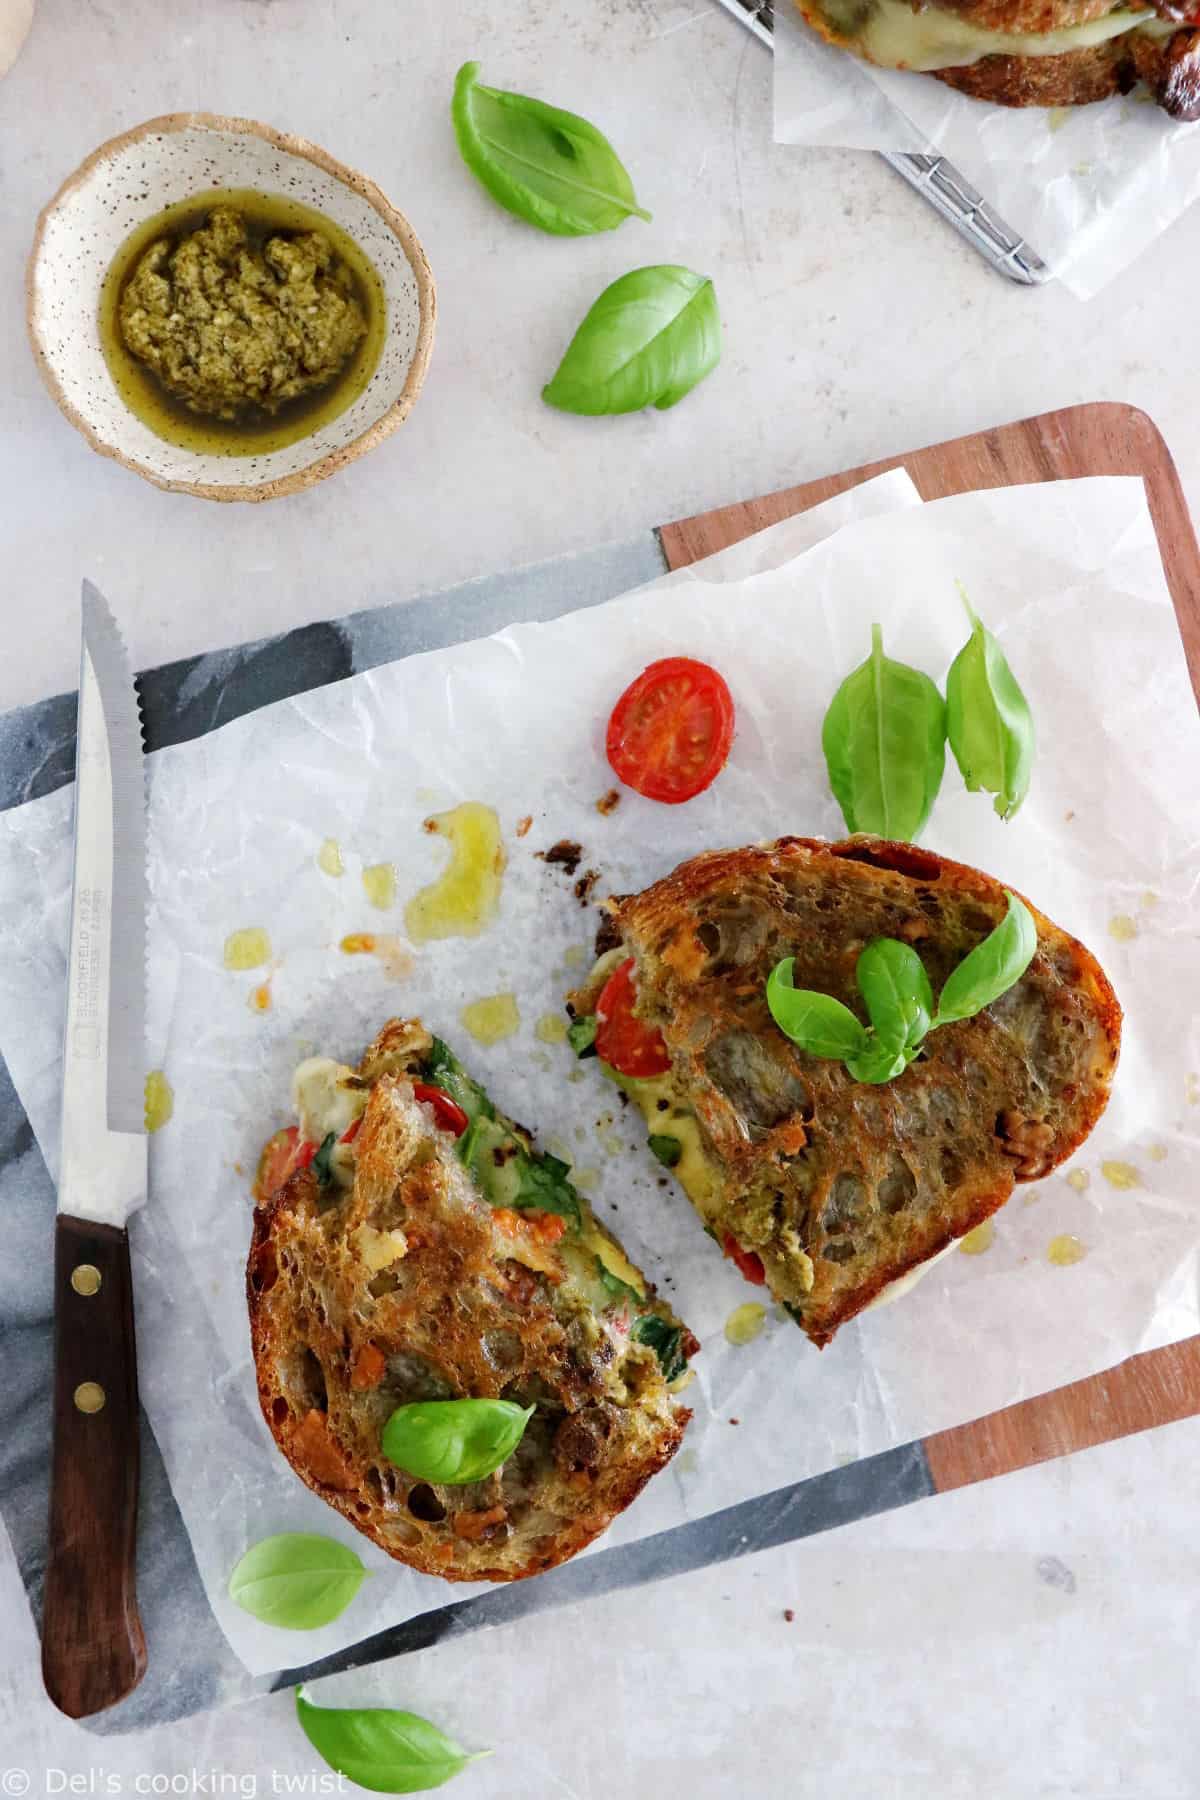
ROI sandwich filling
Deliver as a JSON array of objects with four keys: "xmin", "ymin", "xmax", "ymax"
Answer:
[{"xmin": 810, "ymin": 0, "xmax": 1173, "ymax": 70}]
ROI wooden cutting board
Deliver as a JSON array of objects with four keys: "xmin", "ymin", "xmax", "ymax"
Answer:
[{"xmin": 661, "ymin": 400, "xmax": 1200, "ymax": 1493}]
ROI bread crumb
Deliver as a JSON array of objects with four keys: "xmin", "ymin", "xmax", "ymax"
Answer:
[
  {"xmin": 595, "ymin": 789, "xmax": 621, "ymax": 816},
  {"xmin": 783, "ymin": 1608, "xmax": 795, "ymax": 1623},
  {"xmin": 515, "ymin": 815, "xmax": 532, "ymax": 838}
]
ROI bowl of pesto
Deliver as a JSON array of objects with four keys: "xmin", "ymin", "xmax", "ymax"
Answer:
[{"xmin": 26, "ymin": 113, "xmax": 436, "ymax": 502}]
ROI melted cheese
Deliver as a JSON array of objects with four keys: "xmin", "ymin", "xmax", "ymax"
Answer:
[
  {"xmin": 816, "ymin": 0, "xmax": 1172, "ymax": 71},
  {"xmin": 610, "ymin": 1068, "xmax": 722, "ymax": 1219},
  {"xmin": 291, "ymin": 1056, "xmax": 367, "ymax": 1146},
  {"xmin": 863, "ymin": 1236, "xmax": 961, "ymax": 1310}
]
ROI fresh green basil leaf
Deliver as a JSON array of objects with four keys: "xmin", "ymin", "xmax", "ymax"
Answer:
[
  {"xmin": 766, "ymin": 958, "xmax": 870, "ymax": 1060},
  {"xmin": 229, "ymin": 1534, "xmax": 367, "ymax": 1631},
  {"xmin": 567, "ymin": 1014, "xmax": 598, "ymax": 1057},
  {"xmin": 946, "ymin": 593, "xmax": 1035, "ymax": 821},
  {"xmin": 932, "ymin": 891, "xmax": 1037, "ymax": 1027},
  {"xmin": 311, "ymin": 1131, "xmax": 338, "ymax": 1189},
  {"xmin": 855, "ymin": 938, "xmax": 934, "ymax": 1057},
  {"xmin": 844, "ymin": 1040, "xmax": 911, "ymax": 1085},
  {"xmin": 296, "ymin": 1687, "xmax": 488, "ymax": 1794},
  {"xmin": 451, "ymin": 62, "xmax": 650, "ymax": 237},
  {"xmin": 424, "ymin": 1039, "xmax": 494, "ymax": 1124},
  {"xmin": 630, "ymin": 1313, "xmax": 689, "ymax": 1382},
  {"xmin": 381, "ymin": 1398, "xmax": 535, "ymax": 1486},
  {"xmin": 648, "ymin": 1133, "xmax": 682, "ymax": 1169},
  {"xmin": 821, "ymin": 623, "xmax": 947, "ymax": 842},
  {"xmin": 543, "ymin": 265, "xmax": 720, "ymax": 415}
]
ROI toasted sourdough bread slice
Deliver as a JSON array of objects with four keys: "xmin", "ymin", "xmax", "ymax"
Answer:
[
  {"xmin": 568, "ymin": 837, "xmax": 1121, "ymax": 1348},
  {"xmin": 248, "ymin": 1020, "xmax": 694, "ymax": 1582},
  {"xmin": 792, "ymin": 0, "xmax": 1200, "ymax": 116}
]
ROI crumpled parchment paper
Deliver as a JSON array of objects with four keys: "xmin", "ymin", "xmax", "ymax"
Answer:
[
  {"xmin": 0, "ymin": 470, "xmax": 1197, "ymax": 1677},
  {"xmin": 773, "ymin": 0, "xmax": 1200, "ymax": 299}
]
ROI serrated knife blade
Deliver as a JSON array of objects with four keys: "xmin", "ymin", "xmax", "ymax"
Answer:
[{"xmin": 42, "ymin": 582, "xmax": 148, "ymax": 1720}]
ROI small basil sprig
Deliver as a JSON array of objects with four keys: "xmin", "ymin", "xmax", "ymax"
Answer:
[
  {"xmin": 844, "ymin": 938, "xmax": 934, "ymax": 1083},
  {"xmin": 543, "ymin": 266, "xmax": 720, "ymax": 415},
  {"xmin": 822, "ymin": 624, "xmax": 946, "ymax": 842},
  {"xmin": 932, "ymin": 889, "xmax": 1037, "ymax": 1025},
  {"xmin": 452, "ymin": 61, "xmax": 650, "ymax": 236},
  {"xmin": 767, "ymin": 892, "xmax": 1037, "ymax": 1084},
  {"xmin": 296, "ymin": 1687, "xmax": 489, "ymax": 1794},
  {"xmin": 229, "ymin": 1534, "xmax": 368, "ymax": 1630},
  {"xmin": 946, "ymin": 591, "xmax": 1035, "ymax": 821},
  {"xmin": 381, "ymin": 1398, "xmax": 534, "ymax": 1486},
  {"xmin": 630, "ymin": 1313, "xmax": 689, "ymax": 1382}
]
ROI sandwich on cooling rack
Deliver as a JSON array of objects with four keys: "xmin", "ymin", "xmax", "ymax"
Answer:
[
  {"xmin": 248, "ymin": 1020, "xmax": 696, "ymax": 1582},
  {"xmin": 793, "ymin": 0, "xmax": 1200, "ymax": 117},
  {"xmin": 567, "ymin": 836, "xmax": 1121, "ymax": 1349}
]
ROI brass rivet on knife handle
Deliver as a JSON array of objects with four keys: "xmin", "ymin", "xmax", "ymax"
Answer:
[
  {"xmin": 71, "ymin": 1263, "xmax": 102, "ymax": 1297},
  {"xmin": 43, "ymin": 1215, "xmax": 146, "ymax": 1718}
]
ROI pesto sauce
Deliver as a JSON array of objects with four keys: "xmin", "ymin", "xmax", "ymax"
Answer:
[{"xmin": 98, "ymin": 187, "xmax": 387, "ymax": 457}]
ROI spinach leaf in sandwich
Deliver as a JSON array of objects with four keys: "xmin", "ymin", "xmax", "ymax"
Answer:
[
  {"xmin": 423, "ymin": 1038, "xmax": 494, "ymax": 1123},
  {"xmin": 567, "ymin": 1015, "xmax": 598, "ymax": 1058},
  {"xmin": 513, "ymin": 1151, "xmax": 581, "ymax": 1228},
  {"xmin": 631, "ymin": 1313, "xmax": 689, "ymax": 1382}
]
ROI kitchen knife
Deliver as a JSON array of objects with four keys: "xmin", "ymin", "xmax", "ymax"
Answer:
[{"xmin": 42, "ymin": 582, "xmax": 148, "ymax": 1719}]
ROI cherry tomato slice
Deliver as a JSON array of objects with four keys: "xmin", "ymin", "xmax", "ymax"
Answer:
[
  {"xmin": 412, "ymin": 1082, "xmax": 470, "ymax": 1137},
  {"xmin": 255, "ymin": 1126, "xmax": 301, "ymax": 1202},
  {"xmin": 339, "ymin": 1117, "xmax": 363, "ymax": 1145},
  {"xmin": 606, "ymin": 656, "xmax": 735, "ymax": 805},
  {"xmin": 723, "ymin": 1233, "xmax": 767, "ymax": 1286},
  {"xmin": 594, "ymin": 958, "xmax": 671, "ymax": 1078}
]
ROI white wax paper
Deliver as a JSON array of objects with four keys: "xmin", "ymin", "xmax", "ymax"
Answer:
[
  {"xmin": 774, "ymin": 1, "xmax": 1200, "ymax": 299},
  {"xmin": 1, "ymin": 472, "xmax": 1198, "ymax": 1679}
]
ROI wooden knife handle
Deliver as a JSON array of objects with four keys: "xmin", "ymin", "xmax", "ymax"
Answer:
[{"xmin": 42, "ymin": 1214, "xmax": 146, "ymax": 1718}]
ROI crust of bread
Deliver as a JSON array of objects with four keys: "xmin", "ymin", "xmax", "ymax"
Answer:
[
  {"xmin": 248, "ymin": 1034, "xmax": 689, "ymax": 1581},
  {"xmin": 574, "ymin": 837, "xmax": 1121, "ymax": 1349},
  {"xmin": 933, "ymin": 25, "xmax": 1197, "ymax": 108},
  {"xmin": 791, "ymin": 0, "xmax": 1200, "ymax": 114}
]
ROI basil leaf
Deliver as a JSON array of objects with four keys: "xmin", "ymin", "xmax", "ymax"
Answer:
[
  {"xmin": 631, "ymin": 1313, "xmax": 689, "ymax": 1382},
  {"xmin": 766, "ymin": 958, "xmax": 869, "ymax": 1060},
  {"xmin": 844, "ymin": 1040, "xmax": 910, "ymax": 1085},
  {"xmin": 543, "ymin": 266, "xmax": 720, "ymax": 415},
  {"xmin": 311, "ymin": 1131, "xmax": 338, "ymax": 1189},
  {"xmin": 648, "ymin": 1133, "xmax": 682, "ymax": 1169},
  {"xmin": 933, "ymin": 891, "xmax": 1037, "ymax": 1027},
  {"xmin": 821, "ymin": 623, "xmax": 947, "ymax": 842},
  {"xmin": 381, "ymin": 1398, "xmax": 535, "ymax": 1486},
  {"xmin": 424, "ymin": 1039, "xmax": 493, "ymax": 1124},
  {"xmin": 228, "ymin": 1534, "xmax": 367, "ymax": 1631},
  {"xmin": 946, "ymin": 594, "xmax": 1035, "ymax": 821},
  {"xmin": 854, "ymin": 938, "xmax": 933, "ymax": 1059},
  {"xmin": 567, "ymin": 1014, "xmax": 598, "ymax": 1057},
  {"xmin": 452, "ymin": 61, "xmax": 650, "ymax": 237},
  {"xmin": 296, "ymin": 1687, "xmax": 488, "ymax": 1794}
]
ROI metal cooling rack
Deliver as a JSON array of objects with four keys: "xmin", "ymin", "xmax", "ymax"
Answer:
[{"xmin": 713, "ymin": 0, "xmax": 1049, "ymax": 285}]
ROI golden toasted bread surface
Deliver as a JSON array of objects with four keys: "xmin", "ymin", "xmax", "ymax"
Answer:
[
  {"xmin": 248, "ymin": 1024, "xmax": 691, "ymax": 1581},
  {"xmin": 573, "ymin": 837, "xmax": 1120, "ymax": 1348}
]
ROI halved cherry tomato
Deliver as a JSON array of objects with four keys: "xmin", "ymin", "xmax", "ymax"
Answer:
[
  {"xmin": 412, "ymin": 1082, "xmax": 470, "ymax": 1137},
  {"xmin": 606, "ymin": 656, "xmax": 735, "ymax": 805},
  {"xmin": 254, "ymin": 1126, "xmax": 319, "ymax": 1202},
  {"xmin": 594, "ymin": 958, "xmax": 671, "ymax": 1078},
  {"xmin": 723, "ymin": 1233, "xmax": 766, "ymax": 1286},
  {"xmin": 339, "ymin": 1117, "xmax": 363, "ymax": 1145}
]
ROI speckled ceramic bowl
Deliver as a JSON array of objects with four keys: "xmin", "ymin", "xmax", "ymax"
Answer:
[{"xmin": 27, "ymin": 113, "xmax": 435, "ymax": 502}]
